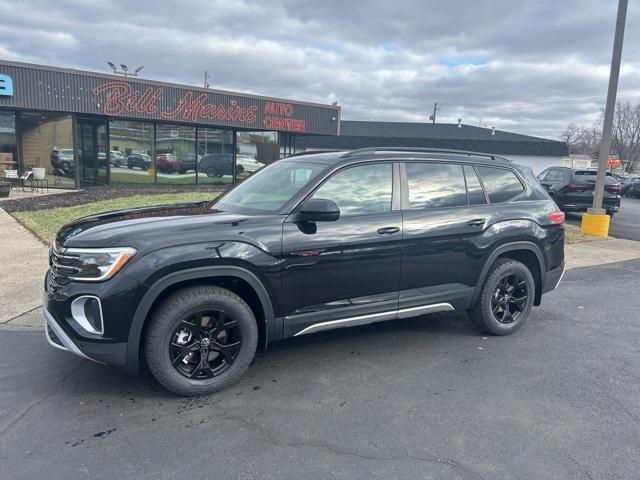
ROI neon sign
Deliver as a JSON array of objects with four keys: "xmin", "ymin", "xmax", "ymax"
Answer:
[{"xmin": 92, "ymin": 81, "xmax": 306, "ymax": 132}]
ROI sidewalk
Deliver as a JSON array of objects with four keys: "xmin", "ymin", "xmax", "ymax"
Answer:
[
  {"xmin": 0, "ymin": 208, "xmax": 49, "ymax": 326},
  {"xmin": 1, "ymin": 207, "xmax": 640, "ymax": 329}
]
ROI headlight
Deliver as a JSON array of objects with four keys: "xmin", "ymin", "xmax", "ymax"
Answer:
[{"xmin": 64, "ymin": 247, "xmax": 137, "ymax": 282}]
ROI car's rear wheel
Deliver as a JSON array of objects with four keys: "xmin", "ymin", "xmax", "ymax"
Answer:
[
  {"xmin": 469, "ymin": 258, "xmax": 534, "ymax": 335},
  {"xmin": 144, "ymin": 286, "xmax": 258, "ymax": 396}
]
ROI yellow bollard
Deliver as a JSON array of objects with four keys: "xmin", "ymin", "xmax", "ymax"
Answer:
[
  {"xmin": 148, "ymin": 168, "xmax": 155, "ymax": 177},
  {"xmin": 581, "ymin": 212, "xmax": 610, "ymax": 238}
]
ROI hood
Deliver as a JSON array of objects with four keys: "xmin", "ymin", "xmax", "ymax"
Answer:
[{"xmin": 55, "ymin": 201, "xmax": 279, "ymax": 251}]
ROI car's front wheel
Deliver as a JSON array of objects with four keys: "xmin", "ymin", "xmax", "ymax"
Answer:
[
  {"xmin": 144, "ymin": 286, "xmax": 258, "ymax": 396},
  {"xmin": 469, "ymin": 258, "xmax": 535, "ymax": 335}
]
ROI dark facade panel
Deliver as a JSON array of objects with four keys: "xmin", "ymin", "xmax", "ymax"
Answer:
[
  {"xmin": 0, "ymin": 61, "xmax": 340, "ymax": 135},
  {"xmin": 293, "ymin": 134, "xmax": 569, "ymax": 157}
]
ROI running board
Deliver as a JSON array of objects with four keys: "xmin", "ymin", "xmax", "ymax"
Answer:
[{"xmin": 293, "ymin": 302, "xmax": 454, "ymax": 336}]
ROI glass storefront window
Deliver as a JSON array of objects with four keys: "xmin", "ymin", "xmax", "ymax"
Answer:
[
  {"xmin": 109, "ymin": 120, "xmax": 154, "ymax": 184},
  {"xmin": 236, "ymin": 131, "xmax": 278, "ymax": 181},
  {"xmin": 0, "ymin": 112, "xmax": 17, "ymax": 174},
  {"xmin": 197, "ymin": 128, "xmax": 234, "ymax": 186},
  {"xmin": 156, "ymin": 124, "xmax": 196, "ymax": 185},
  {"xmin": 19, "ymin": 112, "xmax": 75, "ymax": 188}
]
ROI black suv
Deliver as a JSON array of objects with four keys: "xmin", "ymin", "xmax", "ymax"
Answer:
[
  {"xmin": 44, "ymin": 148, "xmax": 565, "ymax": 396},
  {"xmin": 537, "ymin": 167, "xmax": 621, "ymax": 217}
]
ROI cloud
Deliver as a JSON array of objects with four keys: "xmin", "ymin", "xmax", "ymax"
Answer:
[{"xmin": 0, "ymin": 0, "xmax": 639, "ymax": 139}]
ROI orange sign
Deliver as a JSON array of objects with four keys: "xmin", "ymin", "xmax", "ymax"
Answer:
[{"xmin": 608, "ymin": 158, "xmax": 621, "ymax": 166}]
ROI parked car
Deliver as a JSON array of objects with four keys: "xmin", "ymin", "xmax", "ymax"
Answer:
[
  {"xmin": 237, "ymin": 155, "xmax": 265, "ymax": 173},
  {"xmin": 624, "ymin": 178, "xmax": 640, "ymax": 198},
  {"xmin": 127, "ymin": 153, "xmax": 152, "ymax": 170},
  {"xmin": 178, "ymin": 154, "xmax": 197, "ymax": 174},
  {"xmin": 109, "ymin": 151, "xmax": 126, "ymax": 167},
  {"xmin": 155, "ymin": 153, "xmax": 178, "ymax": 173},
  {"xmin": 621, "ymin": 176, "xmax": 640, "ymax": 196},
  {"xmin": 199, "ymin": 153, "xmax": 244, "ymax": 177},
  {"xmin": 537, "ymin": 167, "xmax": 621, "ymax": 217},
  {"xmin": 44, "ymin": 148, "xmax": 565, "ymax": 396},
  {"xmin": 50, "ymin": 148, "xmax": 74, "ymax": 172}
]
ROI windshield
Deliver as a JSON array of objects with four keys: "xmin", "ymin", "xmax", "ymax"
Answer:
[{"xmin": 213, "ymin": 160, "xmax": 327, "ymax": 213}]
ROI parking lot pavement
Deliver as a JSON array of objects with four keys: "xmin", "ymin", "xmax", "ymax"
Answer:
[
  {"xmin": 566, "ymin": 196, "xmax": 640, "ymax": 241},
  {"xmin": 1, "ymin": 260, "xmax": 639, "ymax": 480}
]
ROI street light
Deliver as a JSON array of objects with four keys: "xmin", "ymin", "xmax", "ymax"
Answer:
[{"xmin": 106, "ymin": 62, "xmax": 144, "ymax": 77}]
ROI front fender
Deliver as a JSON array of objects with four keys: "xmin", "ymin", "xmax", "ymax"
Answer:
[{"xmin": 122, "ymin": 241, "xmax": 282, "ymax": 374}]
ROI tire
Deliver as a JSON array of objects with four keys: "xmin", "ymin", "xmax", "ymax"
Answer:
[
  {"xmin": 128, "ymin": 164, "xmax": 133, "ymax": 169},
  {"xmin": 145, "ymin": 286, "xmax": 258, "ymax": 396},
  {"xmin": 469, "ymin": 258, "xmax": 535, "ymax": 336},
  {"xmin": 607, "ymin": 211, "xmax": 615, "ymax": 219}
]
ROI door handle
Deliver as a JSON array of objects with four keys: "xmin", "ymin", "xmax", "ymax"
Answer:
[
  {"xmin": 467, "ymin": 218, "xmax": 486, "ymax": 227},
  {"xmin": 377, "ymin": 226, "xmax": 400, "ymax": 235}
]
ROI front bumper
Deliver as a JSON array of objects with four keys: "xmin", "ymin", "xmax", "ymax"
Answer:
[
  {"xmin": 44, "ymin": 305, "xmax": 128, "ymax": 365},
  {"xmin": 43, "ymin": 270, "xmax": 143, "ymax": 367}
]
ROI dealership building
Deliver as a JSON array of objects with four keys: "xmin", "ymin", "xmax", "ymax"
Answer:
[
  {"xmin": 0, "ymin": 60, "xmax": 340, "ymax": 189},
  {"xmin": 293, "ymin": 120, "xmax": 569, "ymax": 175},
  {"xmin": 0, "ymin": 60, "xmax": 568, "ymax": 191}
]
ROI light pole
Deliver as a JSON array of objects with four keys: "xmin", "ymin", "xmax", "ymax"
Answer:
[
  {"xmin": 106, "ymin": 62, "xmax": 144, "ymax": 78},
  {"xmin": 581, "ymin": 0, "xmax": 628, "ymax": 237}
]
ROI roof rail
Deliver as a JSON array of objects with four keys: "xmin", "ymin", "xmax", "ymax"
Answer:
[
  {"xmin": 340, "ymin": 147, "xmax": 511, "ymax": 162},
  {"xmin": 285, "ymin": 149, "xmax": 344, "ymax": 158}
]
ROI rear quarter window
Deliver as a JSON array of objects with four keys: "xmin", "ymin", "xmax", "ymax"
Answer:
[{"xmin": 476, "ymin": 166, "xmax": 525, "ymax": 203}]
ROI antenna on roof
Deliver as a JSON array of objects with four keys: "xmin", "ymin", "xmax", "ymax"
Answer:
[
  {"xmin": 457, "ymin": 118, "xmax": 462, "ymax": 128},
  {"xmin": 428, "ymin": 102, "xmax": 438, "ymax": 124},
  {"xmin": 491, "ymin": 126, "xmax": 496, "ymax": 135}
]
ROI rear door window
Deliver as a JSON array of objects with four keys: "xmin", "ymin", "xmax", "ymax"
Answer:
[
  {"xmin": 463, "ymin": 165, "xmax": 487, "ymax": 205},
  {"xmin": 405, "ymin": 163, "xmax": 467, "ymax": 209},
  {"xmin": 476, "ymin": 166, "xmax": 525, "ymax": 203}
]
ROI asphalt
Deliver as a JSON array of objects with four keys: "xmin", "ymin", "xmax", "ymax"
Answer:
[
  {"xmin": 1, "ymin": 260, "xmax": 639, "ymax": 480},
  {"xmin": 565, "ymin": 195, "xmax": 640, "ymax": 241}
]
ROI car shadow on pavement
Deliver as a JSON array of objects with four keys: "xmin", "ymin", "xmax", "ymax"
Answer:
[{"xmin": 9, "ymin": 311, "xmax": 481, "ymax": 402}]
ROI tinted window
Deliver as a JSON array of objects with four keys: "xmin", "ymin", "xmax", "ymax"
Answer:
[
  {"xmin": 476, "ymin": 166, "xmax": 524, "ymax": 203},
  {"xmin": 537, "ymin": 170, "xmax": 549, "ymax": 181},
  {"xmin": 545, "ymin": 170, "xmax": 561, "ymax": 182},
  {"xmin": 312, "ymin": 163, "xmax": 393, "ymax": 216},
  {"xmin": 463, "ymin": 165, "xmax": 487, "ymax": 205},
  {"xmin": 406, "ymin": 163, "xmax": 467, "ymax": 208}
]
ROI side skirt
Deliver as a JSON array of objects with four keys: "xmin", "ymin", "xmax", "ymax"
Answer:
[{"xmin": 292, "ymin": 302, "xmax": 454, "ymax": 337}]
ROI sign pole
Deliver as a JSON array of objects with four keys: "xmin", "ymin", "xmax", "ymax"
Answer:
[{"xmin": 582, "ymin": 0, "xmax": 628, "ymax": 236}]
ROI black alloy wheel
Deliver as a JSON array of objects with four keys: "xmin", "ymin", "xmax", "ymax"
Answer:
[
  {"xmin": 145, "ymin": 286, "xmax": 258, "ymax": 396},
  {"xmin": 170, "ymin": 310, "xmax": 241, "ymax": 379},
  {"xmin": 490, "ymin": 273, "xmax": 529, "ymax": 324},
  {"xmin": 469, "ymin": 258, "xmax": 535, "ymax": 336}
]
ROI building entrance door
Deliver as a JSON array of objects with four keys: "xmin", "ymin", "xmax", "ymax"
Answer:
[{"xmin": 77, "ymin": 117, "xmax": 108, "ymax": 187}]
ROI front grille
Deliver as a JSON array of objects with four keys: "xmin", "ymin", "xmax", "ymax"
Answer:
[{"xmin": 48, "ymin": 244, "xmax": 80, "ymax": 289}]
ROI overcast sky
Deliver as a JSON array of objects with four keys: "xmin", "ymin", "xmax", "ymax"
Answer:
[{"xmin": 1, "ymin": 0, "xmax": 639, "ymax": 139}]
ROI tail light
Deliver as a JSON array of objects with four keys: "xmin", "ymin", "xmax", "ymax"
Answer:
[
  {"xmin": 549, "ymin": 211, "xmax": 565, "ymax": 225},
  {"xmin": 608, "ymin": 184, "xmax": 622, "ymax": 193}
]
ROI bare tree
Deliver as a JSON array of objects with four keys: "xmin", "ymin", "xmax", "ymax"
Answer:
[
  {"xmin": 562, "ymin": 123, "xmax": 601, "ymax": 158},
  {"xmin": 610, "ymin": 101, "xmax": 640, "ymax": 173}
]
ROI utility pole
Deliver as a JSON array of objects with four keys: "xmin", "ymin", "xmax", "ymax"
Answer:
[
  {"xmin": 429, "ymin": 102, "xmax": 438, "ymax": 123},
  {"xmin": 582, "ymin": 0, "xmax": 628, "ymax": 236},
  {"xmin": 204, "ymin": 71, "xmax": 211, "ymax": 89}
]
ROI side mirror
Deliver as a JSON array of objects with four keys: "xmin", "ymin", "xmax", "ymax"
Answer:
[{"xmin": 298, "ymin": 198, "xmax": 340, "ymax": 222}]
